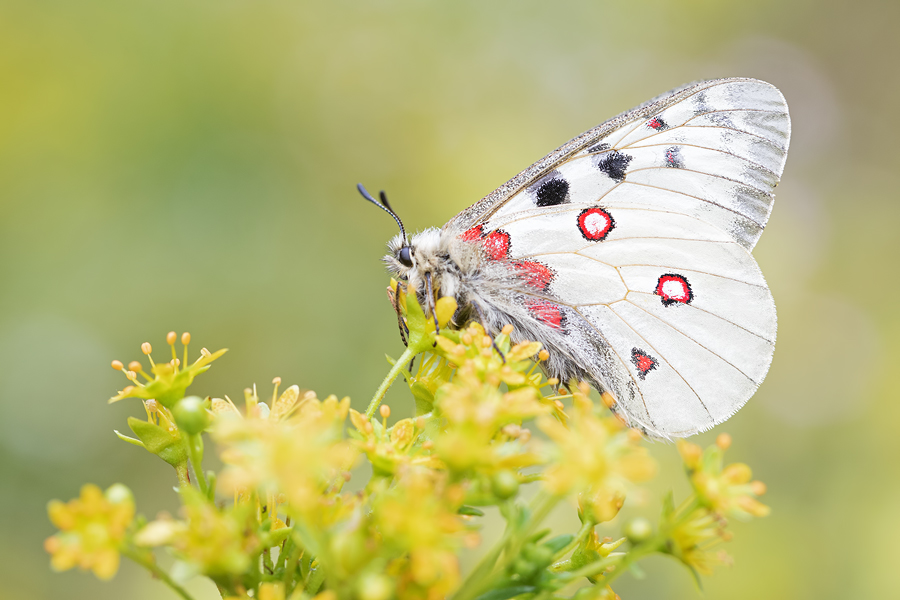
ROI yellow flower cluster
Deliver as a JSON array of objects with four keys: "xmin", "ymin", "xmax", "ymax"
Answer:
[
  {"xmin": 678, "ymin": 434, "xmax": 770, "ymax": 520},
  {"xmin": 666, "ymin": 506, "xmax": 733, "ymax": 576},
  {"xmin": 136, "ymin": 488, "xmax": 261, "ymax": 577},
  {"xmin": 374, "ymin": 468, "xmax": 469, "ymax": 600},
  {"xmin": 110, "ymin": 331, "xmax": 227, "ymax": 408},
  {"xmin": 349, "ymin": 407, "xmax": 442, "ymax": 476},
  {"xmin": 46, "ymin": 321, "xmax": 771, "ymax": 600},
  {"xmin": 540, "ymin": 383, "xmax": 656, "ymax": 523},
  {"xmin": 429, "ymin": 323, "xmax": 550, "ymax": 477},
  {"xmin": 657, "ymin": 434, "xmax": 770, "ymax": 577},
  {"xmin": 44, "ymin": 484, "xmax": 135, "ymax": 580},
  {"xmin": 213, "ymin": 386, "xmax": 358, "ymax": 517}
]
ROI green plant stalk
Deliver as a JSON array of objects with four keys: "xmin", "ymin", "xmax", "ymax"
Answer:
[
  {"xmin": 305, "ymin": 564, "xmax": 326, "ymax": 595},
  {"xmin": 452, "ymin": 504, "xmax": 517, "ymax": 600},
  {"xmin": 174, "ymin": 462, "xmax": 190, "ymax": 488},
  {"xmin": 551, "ymin": 519, "xmax": 596, "ymax": 567},
  {"xmin": 453, "ymin": 492, "xmax": 561, "ymax": 600},
  {"xmin": 121, "ymin": 547, "xmax": 196, "ymax": 600},
  {"xmin": 366, "ymin": 345, "xmax": 417, "ymax": 418},
  {"xmin": 283, "ymin": 543, "xmax": 302, "ymax": 593},
  {"xmin": 276, "ymin": 526, "xmax": 293, "ymax": 574},
  {"xmin": 187, "ymin": 433, "xmax": 209, "ymax": 495},
  {"xmin": 555, "ymin": 497, "xmax": 704, "ymax": 592}
]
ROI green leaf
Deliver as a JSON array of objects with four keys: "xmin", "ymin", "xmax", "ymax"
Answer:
[
  {"xmin": 127, "ymin": 417, "xmax": 188, "ymax": 467},
  {"xmin": 409, "ymin": 381, "xmax": 435, "ymax": 414},
  {"xmin": 474, "ymin": 586, "xmax": 536, "ymax": 600},
  {"xmin": 661, "ymin": 490, "xmax": 676, "ymax": 519},
  {"xmin": 262, "ymin": 525, "xmax": 293, "ymax": 548},
  {"xmin": 113, "ymin": 430, "xmax": 145, "ymax": 448},
  {"xmin": 458, "ymin": 506, "xmax": 485, "ymax": 517}
]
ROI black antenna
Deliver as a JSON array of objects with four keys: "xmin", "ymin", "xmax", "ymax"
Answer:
[{"xmin": 357, "ymin": 183, "xmax": 408, "ymax": 244}]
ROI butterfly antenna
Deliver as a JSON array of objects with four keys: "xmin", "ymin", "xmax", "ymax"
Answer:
[{"xmin": 357, "ymin": 183, "xmax": 408, "ymax": 244}]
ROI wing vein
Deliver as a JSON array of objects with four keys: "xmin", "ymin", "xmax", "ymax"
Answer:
[
  {"xmin": 604, "ymin": 305, "xmax": 713, "ymax": 420},
  {"xmin": 625, "ymin": 165, "xmax": 775, "ymax": 195},
  {"xmin": 613, "ymin": 142, "xmax": 777, "ymax": 174},
  {"xmin": 620, "ymin": 180, "xmax": 766, "ymax": 228},
  {"xmin": 571, "ymin": 307, "xmax": 657, "ymax": 430},
  {"xmin": 616, "ymin": 298, "xmax": 764, "ymax": 384},
  {"xmin": 624, "ymin": 291, "xmax": 775, "ymax": 343}
]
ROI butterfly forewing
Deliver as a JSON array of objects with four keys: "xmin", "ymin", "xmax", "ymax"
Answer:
[
  {"xmin": 449, "ymin": 78, "xmax": 788, "ymax": 437},
  {"xmin": 448, "ymin": 78, "xmax": 789, "ymax": 250}
]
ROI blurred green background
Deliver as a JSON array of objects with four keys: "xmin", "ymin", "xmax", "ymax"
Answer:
[{"xmin": 2, "ymin": 0, "xmax": 897, "ymax": 598}]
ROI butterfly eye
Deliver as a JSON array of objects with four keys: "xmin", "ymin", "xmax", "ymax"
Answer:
[{"xmin": 398, "ymin": 246, "xmax": 413, "ymax": 267}]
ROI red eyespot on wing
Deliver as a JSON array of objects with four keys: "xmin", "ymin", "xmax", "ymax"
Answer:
[
  {"xmin": 577, "ymin": 207, "xmax": 615, "ymax": 241},
  {"xmin": 514, "ymin": 260, "xmax": 554, "ymax": 291},
  {"xmin": 655, "ymin": 273, "xmax": 693, "ymax": 306},
  {"xmin": 631, "ymin": 348, "xmax": 657, "ymax": 380},
  {"xmin": 460, "ymin": 224, "xmax": 484, "ymax": 242},
  {"xmin": 482, "ymin": 230, "xmax": 511, "ymax": 260},
  {"xmin": 526, "ymin": 300, "xmax": 564, "ymax": 330}
]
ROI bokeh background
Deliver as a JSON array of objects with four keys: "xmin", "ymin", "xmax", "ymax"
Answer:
[{"xmin": 2, "ymin": 0, "xmax": 898, "ymax": 598}]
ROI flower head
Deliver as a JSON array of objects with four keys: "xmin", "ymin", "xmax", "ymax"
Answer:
[
  {"xmin": 110, "ymin": 331, "xmax": 227, "ymax": 408},
  {"xmin": 214, "ymin": 388, "xmax": 357, "ymax": 517},
  {"xmin": 665, "ymin": 503, "xmax": 733, "ymax": 577},
  {"xmin": 137, "ymin": 487, "xmax": 261, "ymax": 577},
  {"xmin": 349, "ymin": 408, "xmax": 442, "ymax": 476},
  {"xmin": 677, "ymin": 436, "xmax": 769, "ymax": 520},
  {"xmin": 539, "ymin": 384, "xmax": 656, "ymax": 522},
  {"xmin": 374, "ymin": 467, "xmax": 466, "ymax": 599},
  {"xmin": 45, "ymin": 484, "xmax": 135, "ymax": 580},
  {"xmin": 427, "ymin": 323, "xmax": 551, "ymax": 478}
]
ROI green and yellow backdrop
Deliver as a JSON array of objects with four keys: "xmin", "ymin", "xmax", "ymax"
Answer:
[{"xmin": 2, "ymin": 1, "xmax": 896, "ymax": 598}]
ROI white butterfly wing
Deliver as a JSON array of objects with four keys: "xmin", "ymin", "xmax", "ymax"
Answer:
[
  {"xmin": 449, "ymin": 78, "xmax": 789, "ymax": 251},
  {"xmin": 450, "ymin": 78, "xmax": 788, "ymax": 437}
]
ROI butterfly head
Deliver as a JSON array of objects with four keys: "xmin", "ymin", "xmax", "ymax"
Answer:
[
  {"xmin": 384, "ymin": 228, "xmax": 446, "ymax": 283},
  {"xmin": 357, "ymin": 183, "xmax": 464, "ymax": 317}
]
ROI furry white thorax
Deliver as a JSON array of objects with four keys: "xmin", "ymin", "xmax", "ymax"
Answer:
[
  {"xmin": 385, "ymin": 227, "xmax": 483, "ymax": 312},
  {"xmin": 383, "ymin": 227, "xmax": 601, "ymax": 407}
]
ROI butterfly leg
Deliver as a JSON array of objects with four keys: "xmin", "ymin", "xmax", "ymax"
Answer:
[
  {"xmin": 389, "ymin": 281, "xmax": 409, "ymax": 347},
  {"xmin": 471, "ymin": 302, "xmax": 506, "ymax": 363},
  {"xmin": 424, "ymin": 272, "xmax": 440, "ymax": 335}
]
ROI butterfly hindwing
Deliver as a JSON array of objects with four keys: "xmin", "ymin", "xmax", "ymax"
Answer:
[{"xmin": 451, "ymin": 78, "xmax": 788, "ymax": 437}]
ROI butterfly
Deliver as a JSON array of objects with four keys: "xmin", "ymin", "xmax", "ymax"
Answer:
[{"xmin": 360, "ymin": 78, "xmax": 790, "ymax": 439}]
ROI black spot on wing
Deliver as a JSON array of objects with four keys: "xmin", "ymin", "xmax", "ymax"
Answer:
[
  {"xmin": 595, "ymin": 151, "xmax": 633, "ymax": 183},
  {"xmin": 693, "ymin": 91, "xmax": 711, "ymax": 115},
  {"xmin": 586, "ymin": 142, "xmax": 611, "ymax": 153},
  {"xmin": 647, "ymin": 116, "xmax": 669, "ymax": 131},
  {"xmin": 535, "ymin": 177, "xmax": 570, "ymax": 207},
  {"xmin": 665, "ymin": 146, "xmax": 684, "ymax": 168}
]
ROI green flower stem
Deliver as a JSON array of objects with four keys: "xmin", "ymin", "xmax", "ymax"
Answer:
[
  {"xmin": 187, "ymin": 433, "xmax": 209, "ymax": 495},
  {"xmin": 454, "ymin": 493, "xmax": 561, "ymax": 600},
  {"xmin": 551, "ymin": 519, "xmax": 595, "ymax": 567},
  {"xmin": 524, "ymin": 491, "xmax": 560, "ymax": 538},
  {"xmin": 121, "ymin": 547, "xmax": 196, "ymax": 600},
  {"xmin": 282, "ymin": 541, "xmax": 301, "ymax": 592},
  {"xmin": 554, "ymin": 521, "xmax": 675, "ymax": 592},
  {"xmin": 305, "ymin": 564, "xmax": 326, "ymax": 595},
  {"xmin": 558, "ymin": 554, "xmax": 624, "ymax": 584},
  {"xmin": 453, "ymin": 502, "xmax": 517, "ymax": 600},
  {"xmin": 175, "ymin": 462, "xmax": 190, "ymax": 488},
  {"xmin": 518, "ymin": 473, "xmax": 545, "ymax": 484},
  {"xmin": 366, "ymin": 345, "xmax": 417, "ymax": 418}
]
